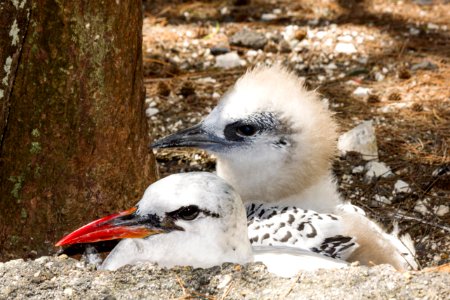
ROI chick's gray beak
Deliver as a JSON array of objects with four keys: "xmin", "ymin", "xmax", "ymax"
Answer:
[{"xmin": 151, "ymin": 123, "xmax": 226, "ymax": 150}]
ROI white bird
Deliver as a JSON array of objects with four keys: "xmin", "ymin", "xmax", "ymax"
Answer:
[
  {"xmin": 152, "ymin": 65, "xmax": 418, "ymax": 271},
  {"xmin": 55, "ymin": 172, "xmax": 347, "ymax": 276}
]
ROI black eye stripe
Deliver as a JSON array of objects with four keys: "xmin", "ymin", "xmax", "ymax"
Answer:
[
  {"xmin": 223, "ymin": 112, "xmax": 279, "ymax": 141},
  {"xmin": 167, "ymin": 205, "xmax": 220, "ymax": 221}
]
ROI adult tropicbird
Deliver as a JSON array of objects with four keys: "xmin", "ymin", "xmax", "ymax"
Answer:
[
  {"xmin": 55, "ymin": 172, "xmax": 347, "ymax": 276},
  {"xmin": 151, "ymin": 65, "xmax": 417, "ymax": 271}
]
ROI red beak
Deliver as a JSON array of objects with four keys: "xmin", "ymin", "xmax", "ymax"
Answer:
[{"xmin": 55, "ymin": 207, "xmax": 164, "ymax": 247}]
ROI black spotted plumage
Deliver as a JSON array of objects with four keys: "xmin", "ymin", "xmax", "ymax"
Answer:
[{"xmin": 246, "ymin": 204, "xmax": 358, "ymax": 260}]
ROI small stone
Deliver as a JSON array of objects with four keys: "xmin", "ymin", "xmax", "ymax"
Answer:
[
  {"xmin": 217, "ymin": 274, "xmax": 232, "ymax": 289},
  {"xmin": 64, "ymin": 288, "xmax": 74, "ymax": 297},
  {"xmin": 427, "ymin": 23, "xmax": 439, "ymax": 30},
  {"xmin": 210, "ymin": 47, "xmax": 230, "ymax": 56},
  {"xmin": 409, "ymin": 27, "xmax": 420, "ymax": 35},
  {"xmin": 229, "ymin": 29, "xmax": 268, "ymax": 50},
  {"xmin": 334, "ymin": 42, "xmax": 357, "ymax": 54},
  {"xmin": 364, "ymin": 161, "xmax": 394, "ymax": 181},
  {"xmin": 394, "ymin": 180, "xmax": 411, "ymax": 194},
  {"xmin": 434, "ymin": 205, "xmax": 449, "ymax": 217},
  {"xmin": 261, "ymin": 13, "xmax": 277, "ymax": 21},
  {"xmin": 337, "ymin": 35, "xmax": 353, "ymax": 42},
  {"xmin": 374, "ymin": 72, "xmax": 385, "ymax": 82},
  {"xmin": 353, "ymin": 87, "xmax": 371, "ymax": 98},
  {"xmin": 414, "ymin": 201, "xmax": 428, "ymax": 215},
  {"xmin": 374, "ymin": 194, "xmax": 391, "ymax": 205},
  {"xmin": 338, "ymin": 121, "xmax": 378, "ymax": 160},
  {"xmin": 58, "ymin": 254, "xmax": 68, "ymax": 260},
  {"xmin": 146, "ymin": 107, "xmax": 159, "ymax": 117},
  {"xmin": 352, "ymin": 166, "xmax": 364, "ymax": 174},
  {"xmin": 315, "ymin": 31, "xmax": 327, "ymax": 39},
  {"xmin": 294, "ymin": 29, "xmax": 307, "ymax": 41},
  {"xmin": 214, "ymin": 52, "xmax": 245, "ymax": 69},
  {"xmin": 411, "ymin": 61, "xmax": 438, "ymax": 71}
]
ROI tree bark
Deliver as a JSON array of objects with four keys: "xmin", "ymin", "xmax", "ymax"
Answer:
[{"xmin": 0, "ymin": 0, "xmax": 156, "ymax": 260}]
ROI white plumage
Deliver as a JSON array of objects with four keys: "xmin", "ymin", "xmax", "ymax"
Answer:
[
  {"xmin": 57, "ymin": 172, "xmax": 350, "ymax": 277},
  {"xmin": 152, "ymin": 65, "xmax": 418, "ymax": 271}
]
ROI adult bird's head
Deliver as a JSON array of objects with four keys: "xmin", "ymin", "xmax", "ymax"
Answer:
[
  {"xmin": 152, "ymin": 65, "xmax": 338, "ymax": 204},
  {"xmin": 56, "ymin": 172, "xmax": 252, "ymax": 270}
]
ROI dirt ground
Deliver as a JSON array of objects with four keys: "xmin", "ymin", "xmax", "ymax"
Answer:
[{"xmin": 142, "ymin": 0, "xmax": 449, "ymax": 268}]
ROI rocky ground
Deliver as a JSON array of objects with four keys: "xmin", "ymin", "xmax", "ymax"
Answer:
[
  {"xmin": 144, "ymin": 0, "xmax": 449, "ymax": 269},
  {"xmin": 1, "ymin": 256, "xmax": 450, "ymax": 299}
]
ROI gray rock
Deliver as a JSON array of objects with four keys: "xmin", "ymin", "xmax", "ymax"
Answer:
[
  {"xmin": 210, "ymin": 46, "xmax": 230, "ymax": 56},
  {"xmin": 229, "ymin": 29, "xmax": 268, "ymax": 50},
  {"xmin": 338, "ymin": 120, "xmax": 379, "ymax": 160},
  {"xmin": 1, "ymin": 257, "xmax": 450, "ymax": 299},
  {"xmin": 411, "ymin": 61, "xmax": 438, "ymax": 71},
  {"xmin": 364, "ymin": 161, "xmax": 394, "ymax": 182}
]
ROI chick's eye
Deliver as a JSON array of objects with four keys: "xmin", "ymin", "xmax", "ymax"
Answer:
[
  {"xmin": 178, "ymin": 205, "xmax": 200, "ymax": 221},
  {"xmin": 236, "ymin": 124, "xmax": 257, "ymax": 137}
]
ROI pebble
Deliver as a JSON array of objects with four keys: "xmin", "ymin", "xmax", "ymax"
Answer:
[
  {"xmin": 338, "ymin": 120, "xmax": 379, "ymax": 160},
  {"xmin": 334, "ymin": 42, "xmax": 357, "ymax": 54},
  {"xmin": 411, "ymin": 61, "xmax": 438, "ymax": 71},
  {"xmin": 409, "ymin": 27, "xmax": 420, "ymax": 35},
  {"xmin": 146, "ymin": 107, "xmax": 160, "ymax": 117},
  {"xmin": 229, "ymin": 29, "xmax": 268, "ymax": 50},
  {"xmin": 414, "ymin": 200, "xmax": 429, "ymax": 215},
  {"xmin": 353, "ymin": 87, "xmax": 372, "ymax": 98},
  {"xmin": 364, "ymin": 161, "xmax": 394, "ymax": 181},
  {"xmin": 214, "ymin": 52, "xmax": 245, "ymax": 69},
  {"xmin": 261, "ymin": 13, "xmax": 277, "ymax": 21},
  {"xmin": 337, "ymin": 35, "xmax": 353, "ymax": 42},
  {"xmin": 282, "ymin": 25, "xmax": 300, "ymax": 41},
  {"xmin": 210, "ymin": 47, "xmax": 230, "ymax": 56},
  {"xmin": 64, "ymin": 288, "xmax": 74, "ymax": 296},
  {"xmin": 394, "ymin": 180, "xmax": 411, "ymax": 194},
  {"xmin": 434, "ymin": 205, "xmax": 449, "ymax": 217},
  {"xmin": 375, "ymin": 195, "xmax": 391, "ymax": 205},
  {"xmin": 315, "ymin": 31, "xmax": 327, "ymax": 39},
  {"xmin": 217, "ymin": 274, "xmax": 233, "ymax": 289},
  {"xmin": 352, "ymin": 166, "xmax": 364, "ymax": 174},
  {"xmin": 374, "ymin": 72, "xmax": 385, "ymax": 81}
]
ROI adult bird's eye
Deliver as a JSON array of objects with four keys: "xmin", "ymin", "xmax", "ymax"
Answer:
[
  {"xmin": 178, "ymin": 205, "xmax": 200, "ymax": 221},
  {"xmin": 236, "ymin": 124, "xmax": 257, "ymax": 137}
]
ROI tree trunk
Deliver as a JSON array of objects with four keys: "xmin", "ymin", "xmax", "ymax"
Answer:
[{"xmin": 0, "ymin": 0, "xmax": 156, "ymax": 260}]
